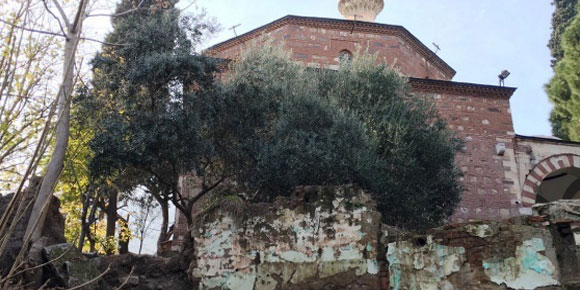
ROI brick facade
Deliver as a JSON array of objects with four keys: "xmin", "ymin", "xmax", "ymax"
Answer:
[
  {"xmin": 207, "ymin": 16, "xmax": 455, "ymax": 81},
  {"xmin": 409, "ymin": 79, "xmax": 519, "ymax": 221}
]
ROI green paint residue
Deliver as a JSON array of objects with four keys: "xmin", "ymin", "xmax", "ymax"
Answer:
[
  {"xmin": 386, "ymin": 243, "xmax": 402, "ymax": 290},
  {"xmin": 483, "ymin": 238, "xmax": 559, "ymax": 289},
  {"xmin": 521, "ymin": 238, "xmax": 551, "ymax": 275}
]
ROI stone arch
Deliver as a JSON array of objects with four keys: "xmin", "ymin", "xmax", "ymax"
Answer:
[{"xmin": 521, "ymin": 153, "xmax": 580, "ymax": 207}]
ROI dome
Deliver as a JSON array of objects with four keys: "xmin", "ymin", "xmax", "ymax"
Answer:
[{"xmin": 338, "ymin": 0, "xmax": 385, "ymax": 22}]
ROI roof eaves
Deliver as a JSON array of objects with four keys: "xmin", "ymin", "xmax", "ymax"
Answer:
[
  {"xmin": 408, "ymin": 77, "xmax": 517, "ymax": 99},
  {"xmin": 515, "ymin": 135, "xmax": 580, "ymax": 146}
]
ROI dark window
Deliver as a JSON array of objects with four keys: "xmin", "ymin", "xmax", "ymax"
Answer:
[{"xmin": 339, "ymin": 50, "xmax": 353, "ymax": 63}]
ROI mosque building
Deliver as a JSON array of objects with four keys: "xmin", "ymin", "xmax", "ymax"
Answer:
[{"xmin": 171, "ymin": 0, "xmax": 580, "ymax": 248}]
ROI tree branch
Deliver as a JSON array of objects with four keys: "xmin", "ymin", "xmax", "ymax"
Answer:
[
  {"xmin": 114, "ymin": 266, "xmax": 135, "ymax": 290},
  {"xmin": 50, "ymin": 0, "xmax": 71, "ymax": 28},
  {"xmin": 43, "ymin": 0, "xmax": 67, "ymax": 37},
  {"xmin": 70, "ymin": 0, "xmax": 87, "ymax": 33},
  {"xmin": 81, "ymin": 37, "xmax": 126, "ymax": 47},
  {"xmin": 0, "ymin": 18, "xmax": 65, "ymax": 38},
  {"xmin": 86, "ymin": 0, "xmax": 146, "ymax": 18},
  {"xmin": 65, "ymin": 265, "xmax": 110, "ymax": 290}
]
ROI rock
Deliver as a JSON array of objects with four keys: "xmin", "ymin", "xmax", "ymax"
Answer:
[
  {"xmin": 0, "ymin": 176, "xmax": 65, "ymax": 277},
  {"xmin": 43, "ymin": 243, "xmax": 103, "ymax": 289},
  {"xmin": 533, "ymin": 199, "xmax": 580, "ymax": 222},
  {"xmin": 119, "ymin": 275, "xmax": 139, "ymax": 286},
  {"xmin": 97, "ymin": 253, "xmax": 194, "ymax": 290}
]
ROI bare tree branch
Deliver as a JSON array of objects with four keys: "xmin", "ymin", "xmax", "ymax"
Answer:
[
  {"xmin": 81, "ymin": 37, "xmax": 126, "ymax": 47},
  {"xmin": 65, "ymin": 265, "xmax": 110, "ymax": 290},
  {"xmin": 50, "ymin": 0, "xmax": 71, "ymax": 28},
  {"xmin": 42, "ymin": 0, "xmax": 67, "ymax": 37},
  {"xmin": 86, "ymin": 0, "xmax": 146, "ymax": 18},
  {"xmin": 0, "ymin": 18, "xmax": 65, "ymax": 38}
]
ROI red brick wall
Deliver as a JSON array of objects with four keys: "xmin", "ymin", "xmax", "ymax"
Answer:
[
  {"xmin": 210, "ymin": 24, "xmax": 451, "ymax": 81},
  {"xmin": 412, "ymin": 89, "xmax": 518, "ymax": 222}
]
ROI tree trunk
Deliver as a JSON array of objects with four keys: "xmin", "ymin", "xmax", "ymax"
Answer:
[
  {"xmin": 89, "ymin": 237, "xmax": 96, "ymax": 253},
  {"xmin": 24, "ymin": 1, "xmax": 86, "ymax": 246},
  {"xmin": 118, "ymin": 214, "xmax": 129, "ymax": 255},
  {"xmin": 78, "ymin": 187, "xmax": 93, "ymax": 251},
  {"xmin": 181, "ymin": 200, "xmax": 195, "ymax": 257},
  {"xmin": 105, "ymin": 189, "xmax": 118, "ymax": 255},
  {"xmin": 156, "ymin": 197, "xmax": 169, "ymax": 252},
  {"xmin": 138, "ymin": 205, "xmax": 150, "ymax": 255}
]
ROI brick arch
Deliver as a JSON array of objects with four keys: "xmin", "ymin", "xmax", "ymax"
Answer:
[{"xmin": 521, "ymin": 153, "xmax": 580, "ymax": 207}]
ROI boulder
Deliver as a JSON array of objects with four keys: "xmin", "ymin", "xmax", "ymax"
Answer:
[
  {"xmin": 533, "ymin": 199, "xmax": 580, "ymax": 222},
  {"xmin": 42, "ymin": 243, "xmax": 103, "ymax": 289},
  {"xmin": 0, "ymin": 177, "xmax": 65, "ymax": 277}
]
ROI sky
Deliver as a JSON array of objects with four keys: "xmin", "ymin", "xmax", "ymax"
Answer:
[{"xmin": 192, "ymin": 0, "xmax": 556, "ymax": 137}]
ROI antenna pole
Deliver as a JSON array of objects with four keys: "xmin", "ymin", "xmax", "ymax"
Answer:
[{"xmin": 229, "ymin": 24, "xmax": 241, "ymax": 37}]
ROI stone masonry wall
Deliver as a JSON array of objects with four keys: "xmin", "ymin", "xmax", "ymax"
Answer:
[{"xmin": 192, "ymin": 186, "xmax": 580, "ymax": 290}]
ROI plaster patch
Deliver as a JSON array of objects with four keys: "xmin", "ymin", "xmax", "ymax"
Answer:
[
  {"xmin": 226, "ymin": 273, "xmax": 257, "ymax": 290},
  {"xmin": 387, "ymin": 238, "xmax": 466, "ymax": 290},
  {"xmin": 366, "ymin": 259, "xmax": 379, "ymax": 275},
  {"xmin": 338, "ymin": 244, "xmax": 363, "ymax": 260},
  {"xmin": 279, "ymin": 251, "xmax": 316, "ymax": 263},
  {"xmin": 321, "ymin": 247, "xmax": 336, "ymax": 262},
  {"xmin": 483, "ymin": 238, "xmax": 559, "ymax": 289},
  {"xmin": 465, "ymin": 224, "xmax": 495, "ymax": 238}
]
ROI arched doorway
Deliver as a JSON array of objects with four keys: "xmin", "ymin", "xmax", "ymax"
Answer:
[{"xmin": 521, "ymin": 154, "xmax": 580, "ymax": 206}]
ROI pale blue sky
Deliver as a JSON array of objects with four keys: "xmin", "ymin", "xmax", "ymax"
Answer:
[{"xmin": 195, "ymin": 0, "xmax": 556, "ymax": 137}]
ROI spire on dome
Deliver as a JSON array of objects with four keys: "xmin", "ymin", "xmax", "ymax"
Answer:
[{"xmin": 338, "ymin": 0, "xmax": 384, "ymax": 22}]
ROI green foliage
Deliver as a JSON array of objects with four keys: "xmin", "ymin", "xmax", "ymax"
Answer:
[
  {"xmin": 208, "ymin": 45, "xmax": 462, "ymax": 229},
  {"xmin": 549, "ymin": 0, "xmax": 578, "ymax": 66},
  {"xmin": 547, "ymin": 2, "xmax": 580, "ymax": 140},
  {"xmin": 78, "ymin": 0, "xmax": 219, "ymax": 236}
]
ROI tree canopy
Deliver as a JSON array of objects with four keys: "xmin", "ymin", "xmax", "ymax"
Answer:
[
  {"xmin": 74, "ymin": 0, "xmax": 219, "ymax": 251},
  {"xmin": 206, "ymin": 45, "xmax": 462, "ymax": 229},
  {"xmin": 549, "ymin": 0, "xmax": 578, "ymax": 67},
  {"xmin": 547, "ymin": 1, "xmax": 580, "ymax": 140}
]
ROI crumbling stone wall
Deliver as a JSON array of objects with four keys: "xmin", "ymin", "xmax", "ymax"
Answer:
[
  {"xmin": 192, "ymin": 186, "xmax": 383, "ymax": 290},
  {"xmin": 385, "ymin": 221, "xmax": 560, "ymax": 290},
  {"xmin": 193, "ymin": 186, "xmax": 580, "ymax": 290}
]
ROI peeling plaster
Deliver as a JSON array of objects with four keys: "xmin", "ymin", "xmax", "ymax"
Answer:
[
  {"xmin": 387, "ymin": 236, "xmax": 466, "ymax": 290},
  {"xmin": 483, "ymin": 238, "xmax": 559, "ymax": 289},
  {"xmin": 194, "ymin": 187, "xmax": 380, "ymax": 290},
  {"xmin": 193, "ymin": 187, "xmax": 571, "ymax": 290}
]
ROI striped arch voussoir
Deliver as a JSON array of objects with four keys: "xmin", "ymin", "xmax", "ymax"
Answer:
[{"xmin": 521, "ymin": 154, "xmax": 580, "ymax": 207}]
